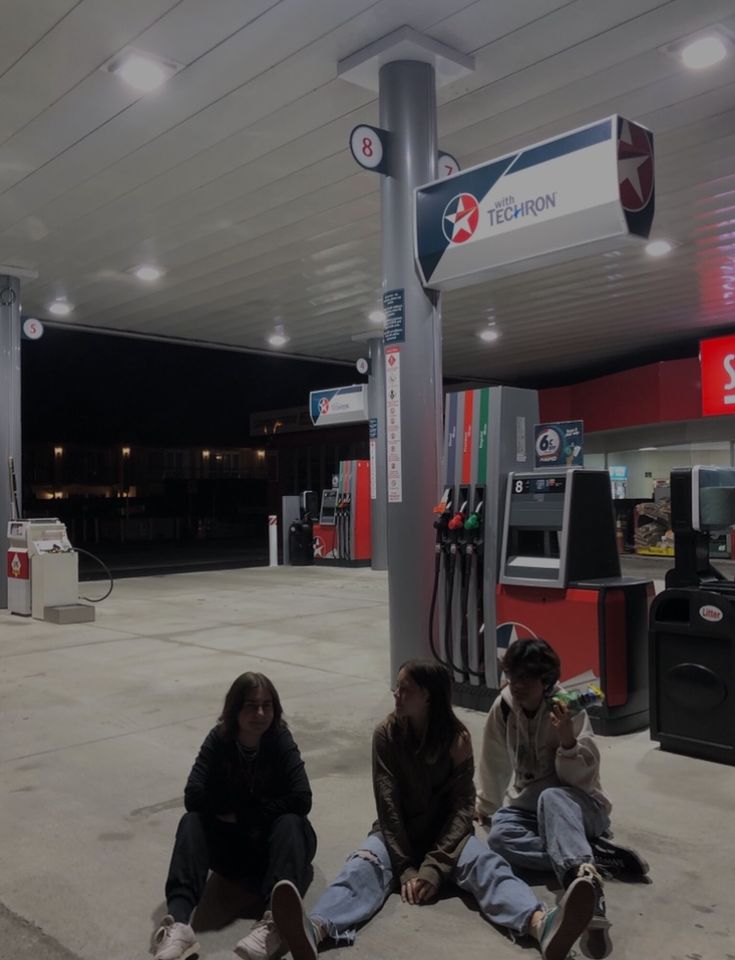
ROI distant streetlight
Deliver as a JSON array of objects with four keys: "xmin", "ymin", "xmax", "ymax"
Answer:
[
  {"xmin": 256, "ymin": 449, "xmax": 266, "ymax": 460},
  {"xmin": 122, "ymin": 446, "xmax": 131, "ymax": 457},
  {"xmin": 54, "ymin": 446, "xmax": 64, "ymax": 457},
  {"xmin": 202, "ymin": 449, "xmax": 211, "ymax": 460}
]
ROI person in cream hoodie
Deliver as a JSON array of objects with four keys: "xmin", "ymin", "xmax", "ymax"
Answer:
[{"xmin": 476, "ymin": 638, "xmax": 648, "ymax": 960}]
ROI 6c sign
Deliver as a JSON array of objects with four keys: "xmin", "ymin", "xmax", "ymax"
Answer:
[{"xmin": 700, "ymin": 335, "xmax": 735, "ymax": 416}]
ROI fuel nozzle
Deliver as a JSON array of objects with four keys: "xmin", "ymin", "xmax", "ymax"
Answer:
[
  {"xmin": 464, "ymin": 498, "xmax": 483, "ymax": 532},
  {"xmin": 433, "ymin": 488, "xmax": 452, "ymax": 516},
  {"xmin": 432, "ymin": 489, "xmax": 453, "ymax": 550},
  {"xmin": 448, "ymin": 500, "xmax": 468, "ymax": 532}
]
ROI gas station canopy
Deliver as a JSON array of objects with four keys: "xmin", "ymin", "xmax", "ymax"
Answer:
[{"xmin": 2, "ymin": 0, "xmax": 734, "ymax": 383}]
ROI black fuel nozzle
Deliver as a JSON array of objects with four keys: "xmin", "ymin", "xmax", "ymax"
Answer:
[{"xmin": 432, "ymin": 489, "xmax": 453, "ymax": 551}]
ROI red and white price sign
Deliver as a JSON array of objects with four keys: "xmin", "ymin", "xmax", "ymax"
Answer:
[
  {"xmin": 437, "ymin": 151, "xmax": 460, "ymax": 179},
  {"xmin": 349, "ymin": 124, "xmax": 389, "ymax": 175},
  {"xmin": 701, "ymin": 334, "xmax": 735, "ymax": 415},
  {"xmin": 22, "ymin": 317, "xmax": 44, "ymax": 340}
]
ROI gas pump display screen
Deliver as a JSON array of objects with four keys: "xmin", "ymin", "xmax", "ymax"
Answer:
[
  {"xmin": 319, "ymin": 490, "xmax": 338, "ymax": 526},
  {"xmin": 513, "ymin": 477, "xmax": 566, "ymax": 495}
]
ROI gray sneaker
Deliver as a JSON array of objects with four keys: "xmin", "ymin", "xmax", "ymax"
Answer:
[
  {"xmin": 577, "ymin": 864, "xmax": 612, "ymax": 959},
  {"xmin": 153, "ymin": 915, "xmax": 199, "ymax": 960},
  {"xmin": 538, "ymin": 876, "xmax": 596, "ymax": 960},
  {"xmin": 234, "ymin": 910, "xmax": 285, "ymax": 960},
  {"xmin": 270, "ymin": 881, "xmax": 319, "ymax": 960}
]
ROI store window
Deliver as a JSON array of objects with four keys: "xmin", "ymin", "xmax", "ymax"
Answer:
[{"xmin": 602, "ymin": 442, "xmax": 734, "ymax": 558}]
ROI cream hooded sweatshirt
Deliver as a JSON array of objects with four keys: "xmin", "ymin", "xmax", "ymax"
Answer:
[{"xmin": 476, "ymin": 685, "xmax": 611, "ymax": 819}]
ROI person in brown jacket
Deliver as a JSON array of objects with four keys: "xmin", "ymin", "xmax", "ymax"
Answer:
[{"xmin": 268, "ymin": 659, "xmax": 596, "ymax": 960}]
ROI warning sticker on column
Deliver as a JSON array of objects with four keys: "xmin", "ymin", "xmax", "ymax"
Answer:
[{"xmin": 385, "ymin": 345, "xmax": 402, "ymax": 503}]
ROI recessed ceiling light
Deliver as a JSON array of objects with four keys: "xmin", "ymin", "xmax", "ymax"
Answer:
[
  {"xmin": 48, "ymin": 299, "xmax": 72, "ymax": 316},
  {"xmin": 645, "ymin": 240, "xmax": 673, "ymax": 258},
  {"xmin": 478, "ymin": 326, "xmax": 500, "ymax": 343},
  {"xmin": 268, "ymin": 325, "xmax": 289, "ymax": 348},
  {"xmin": 134, "ymin": 264, "xmax": 163, "ymax": 282},
  {"xmin": 368, "ymin": 309, "xmax": 386, "ymax": 324},
  {"xmin": 107, "ymin": 50, "xmax": 180, "ymax": 93},
  {"xmin": 681, "ymin": 35, "xmax": 728, "ymax": 70}
]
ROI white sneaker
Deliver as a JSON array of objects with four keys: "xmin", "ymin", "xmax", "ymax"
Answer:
[
  {"xmin": 234, "ymin": 911, "xmax": 285, "ymax": 960},
  {"xmin": 153, "ymin": 915, "xmax": 199, "ymax": 960}
]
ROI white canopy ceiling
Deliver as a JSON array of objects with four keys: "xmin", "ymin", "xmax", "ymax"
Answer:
[{"xmin": 2, "ymin": 0, "xmax": 734, "ymax": 382}]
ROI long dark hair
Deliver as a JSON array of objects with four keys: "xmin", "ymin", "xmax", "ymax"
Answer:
[
  {"xmin": 395, "ymin": 659, "xmax": 468, "ymax": 764},
  {"xmin": 218, "ymin": 672, "xmax": 285, "ymax": 741}
]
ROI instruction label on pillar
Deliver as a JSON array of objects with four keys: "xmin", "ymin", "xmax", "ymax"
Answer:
[
  {"xmin": 516, "ymin": 417, "xmax": 527, "ymax": 463},
  {"xmin": 383, "ymin": 289, "xmax": 405, "ymax": 345},
  {"xmin": 369, "ymin": 418, "xmax": 378, "ymax": 500},
  {"xmin": 385, "ymin": 346, "xmax": 403, "ymax": 503}
]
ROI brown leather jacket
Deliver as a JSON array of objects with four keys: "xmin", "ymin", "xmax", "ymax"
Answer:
[{"xmin": 370, "ymin": 716, "xmax": 475, "ymax": 889}]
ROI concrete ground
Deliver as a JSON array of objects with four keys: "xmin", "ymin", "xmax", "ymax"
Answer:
[{"xmin": 1, "ymin": 564, "xmax": 733, "ymax": 960}]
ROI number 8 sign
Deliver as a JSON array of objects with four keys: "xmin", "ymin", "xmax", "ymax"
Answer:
[{"xmin": 349, "ymin": 124, "xmax": 390, "ymax": 175}]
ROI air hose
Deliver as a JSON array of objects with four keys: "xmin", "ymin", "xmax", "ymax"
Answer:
[{"xmin": 75, "ymin": 547, "xmax": 114, "ymax": 603}]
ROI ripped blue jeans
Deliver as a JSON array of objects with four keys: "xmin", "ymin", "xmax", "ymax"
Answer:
[{"xmin": 309, "ymin": 832, "xmax": 542, "ymax": 946}]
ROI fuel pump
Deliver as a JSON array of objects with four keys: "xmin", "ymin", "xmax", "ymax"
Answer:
[
  {"xmin": 429, "ymin": 489, "xmax": 453, "ymax": 669},
  {"xmin": 334, "ymin": 493, "xmax": 346, "ymax": 559},
  {"xmin": 464, "ymin": 487, "xmax": 485, "ymax": 679},
  {"xmin": 343, "ymin": 492, "xmax": 352, "ymax": 560},
  {"xmin": 447, "ymin": 491, "xmax": 469, "ymax": 681}
]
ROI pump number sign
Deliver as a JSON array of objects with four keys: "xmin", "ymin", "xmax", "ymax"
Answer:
[{"xmin": 350, "ymin": 124, "xmax": 389, "ymax": 175}]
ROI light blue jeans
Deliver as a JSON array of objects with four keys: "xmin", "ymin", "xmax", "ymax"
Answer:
[
  {"xmin": 309, "ymin": 831, "xmax": 543, "ymax": 946},
  {"xmin": 488, "ymin": 786, "xmax": 611, "ymax": 884}
]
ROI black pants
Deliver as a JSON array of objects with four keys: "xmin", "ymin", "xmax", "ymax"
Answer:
[{"xmin": 165, "ymin": 811, "xmax": 317, "ymax": 923}]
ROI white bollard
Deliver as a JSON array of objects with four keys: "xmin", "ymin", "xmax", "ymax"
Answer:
[{"xmin": 268, "ymin": 515, "xmax": 278, "ymax": 567}]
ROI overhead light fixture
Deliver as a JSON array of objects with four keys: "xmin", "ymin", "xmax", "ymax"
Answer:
[
  {"xmin": 268, "ymin": 324, "xmax": 289, "ymax": 348},
  {"xmin": 106, "ymin": 50, "xmax": 181, "ymax": 93},
  {"xmin": 48, "ymin": 298, "xmax": 72, "ymax": 316},
  {"xmin": 645, "ymin": 240, "xmax": 673, "ymax": 258},
  {"xmin": 681, "ymin": 35, "xmax": 728, "ymax": 70},
  {"xmin": 639, "ymin": 446, "xmax": 657, "ymax": 451},
  {"xmin": 368, "ymin": 309, "xmax": 386, "ymax": 324},
  {"xmin": 478, "ymin": 325, "xmax": 500, "ymax": 343},
  {"xmin": 134, "ymin": 264, "xmax": 163, "ymax": 282}
]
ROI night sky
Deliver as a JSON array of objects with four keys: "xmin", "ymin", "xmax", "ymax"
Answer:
[{"xmin": 21, "ymin": 326, "xmax": 356, "ymax": 446}]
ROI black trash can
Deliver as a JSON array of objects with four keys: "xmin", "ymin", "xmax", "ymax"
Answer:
[
  {"xmin": 288, "ymin": 520, "xmax": 314, "ymax": 566},
  {"xmin": 650, "ymin": 585, "xmax": 735, "ymax": 765}
]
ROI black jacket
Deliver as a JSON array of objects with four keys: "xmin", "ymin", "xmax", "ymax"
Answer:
[{"xmin": 184, "ymin": 724, "xmax": 312, "ymax": 830}]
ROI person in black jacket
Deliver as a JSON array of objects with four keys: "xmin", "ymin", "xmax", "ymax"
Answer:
[{"xmin": 152, "ymin": 671, "xmax": 316, "ymax": 960}]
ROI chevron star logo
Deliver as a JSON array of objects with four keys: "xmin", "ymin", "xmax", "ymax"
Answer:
[
  {"xmin": 442, "ymin": 193, "xmax": 480, "ymax": 244},
  {"xmin": 618, "ymin": 119, "xmax": 653, "ymax": 212}
]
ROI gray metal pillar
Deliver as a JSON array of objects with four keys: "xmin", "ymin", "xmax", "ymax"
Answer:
[
  {"xmin": 367, "ymin": 334, "xmax": 388, "ymax": 570},
  {"xmin": 0, "ymin": 275, "xmax": 22, "ymax": 609},
  {"xmin": 380, "ymin": 61, "xmax": 442, "ymax": 678}
]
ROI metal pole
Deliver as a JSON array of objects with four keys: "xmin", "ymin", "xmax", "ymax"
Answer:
[
  {"xmin": 367, "ymin": 334, "xmax": 387, "ymax": 571},
  {"xmin": 268, "ymin": 515, "xmax": 278, "ymax": 567},
  {"xmin": 379, "ymin": 61, "xmax": 442, "ymax": 678},
  {"xmin": 0, "ymin": 275, "xmax": 22, "ymax": 609}
]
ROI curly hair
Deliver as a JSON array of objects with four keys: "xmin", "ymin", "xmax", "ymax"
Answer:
[{"xmin": 501, "ymin": 638, "xmax": 560, "ymax": 693}]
